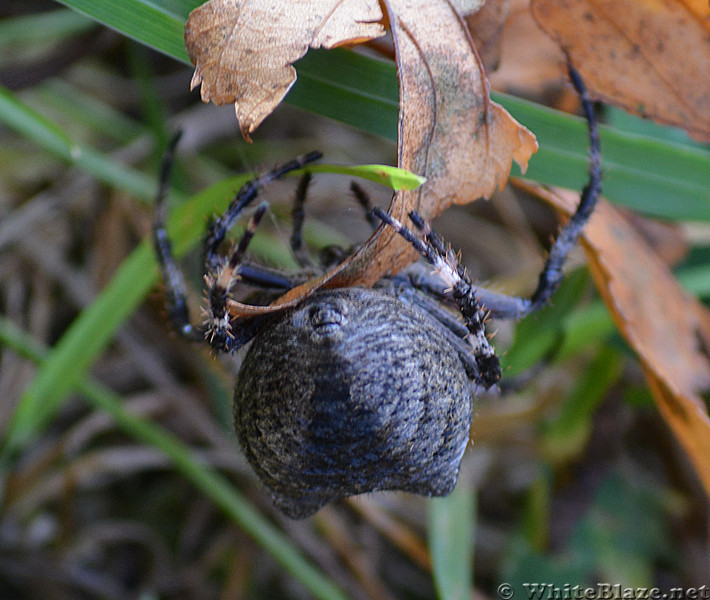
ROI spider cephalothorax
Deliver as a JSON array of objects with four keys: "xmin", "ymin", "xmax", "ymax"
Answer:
[{"xmin": 153, "ymin": 65, "xmax": 600, "ymax": 518}]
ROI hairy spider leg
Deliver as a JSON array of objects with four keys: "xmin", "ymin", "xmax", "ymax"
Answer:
[
  {"xmin": 407, "ymin": 209, "xmax": 501, "ymax": 387},
  {"xmin": 372, "ymin": 207, "xmax": 501, "ymax": 388},
  {"xmin": 154, "ymin": 136, "xmax": 321, "ymax": 351},
  {"xmin": 400, "ymin": 64, "xmax": 602, "ymax": 322},
  {"xmin": 204, "ymin": 202, "xmax": 269, "ymax": 352},
  {"xmin": 153, "ymin": 131, "xmax": 204, "ymax": 342},
  {"xmin": 203, "ymin": 150, "xmax": 323, "ymax": 274}
]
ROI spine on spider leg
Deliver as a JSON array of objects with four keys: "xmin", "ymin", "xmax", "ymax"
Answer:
[{"xmin": 528, "ymin": 63, "xmax": 602, "ymax": 313}]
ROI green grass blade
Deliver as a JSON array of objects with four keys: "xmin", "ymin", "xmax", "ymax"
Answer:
[
  {"xmin": 306, "ymin": 163, "xmax": 425, "ymax": 190},
  {"xmin": 290, "ymin": 49, "xmax": 399, "ymax": 139},
  {"xmin": 428, "ymin": 477, "xmax": 476, "ymax": 600},
  {"xmin": 0, "ymin": 318, "xmax": 350, "ymax": 600},
  {"xmin": 53, "ymin": 0, "xmax": 192, "ymax": 62},
  {"xmin": 0, "ymin": 85, "xmax": 157, "ymax": 200}
]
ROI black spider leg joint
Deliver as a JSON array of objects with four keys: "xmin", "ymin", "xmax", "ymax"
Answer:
[{"xmin": 152, "ymin": 133, "xmax": 322, "ymax": 353}]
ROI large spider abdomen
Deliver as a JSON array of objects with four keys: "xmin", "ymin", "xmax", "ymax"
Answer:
[{"xmin": 233, "ymin": 287, "xmax": 473, "ymax": 518}]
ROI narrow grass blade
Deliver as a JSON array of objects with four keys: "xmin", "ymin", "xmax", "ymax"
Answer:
[
  {"xmin": 306, "ymin": 163, "xmax": 425, "ymax": 190},
  {"xmin": 53, "ymin": 0, "xmax": 191, "ymax": 62},
  {"xmin": 0, "ymin": 85, "xmax": 156, "ymax": 200},
  {"xmin": 428, "ymin": 477, "xmax": 476, "ymax": 600}
]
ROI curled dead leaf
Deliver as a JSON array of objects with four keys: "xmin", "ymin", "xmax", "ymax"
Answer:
[
  {"xmin": 187, "ymin": 0, "xmax": 536, "ymax": 315},
  {"xmin": 523, "ymin": 181, "xmax": 710, "ymax": 498},
  {"xmin": 234, "ymin": 0, "xmax": 537, "ymax": 316},
  {"xmin": 336, "ymin": 0, "xmax": 537, "ymax": 285},
  {"xmin": 185, "ymin": 0, "xmax": 386, "ymax": 141},
  {"xmin": 531, "ymin": 0, "xmax": 710, "ymax": 142}
]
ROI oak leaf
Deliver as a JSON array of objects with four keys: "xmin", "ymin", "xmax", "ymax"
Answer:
[{"xmin": 531, "ymin": 0, "xmax": 710, "ymax": 141}]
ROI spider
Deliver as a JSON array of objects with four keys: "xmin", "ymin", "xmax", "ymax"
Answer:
[{"xmin": 153, "ymin": 65, "xmax": 601, "ymax": 518}]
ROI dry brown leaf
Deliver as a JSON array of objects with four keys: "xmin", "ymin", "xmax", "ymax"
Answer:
[
  {"xmin": 488, "ymin": 0, "xmax": 566, "ymax": 99},
  {"xmin": 185, "ymin": 0, "xmax": 386, "ymax": 141},
  {"xmin": 523, "ymin": 182, "xmax": 710, "ymax": 497},
  {"xmin": 187, "ymin": 0, "xmax": 537, "ymax": 315},
  {"xmin": 465, "ymin": 0, "xmax": 512, "ymax": 72},
  {"xmin": 349, "ymin": 0, "xmax": 537, "ymax": 279},
  {"xmin": 531, "ymin": 0, "xmax": 710, "ymax": 142},
  {"xmin": 246, "ymin": 0, "xmax": 537, "ymax": 307}
]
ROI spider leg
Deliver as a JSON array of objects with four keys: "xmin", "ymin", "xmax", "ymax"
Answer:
[
  {"xmin": 153, "ymin": 131, "xmax": 203, "ymax": 342},
  {"xmin": 526, "ymin": 64, "xmax": 601, "ymax": 314},
  {"xmin": 236, "ymin": 264, "xmax": 297, "ymax": 290},
  {"xmin": 373, "ymin": 207, "xmax": 501, "ymax": 388},
  {"xmin": 482, "ymin": 64, "xmax": 601, "ymax": 318},
  {"xmin": 203, "ymin": 151, "xmax": 322, "ymax": 273},
  {"xmin": 204, "ymin": 202, "xmax": 269, "ymax": 352},
  {"xmin": 395, "ymin": 63, "xmax": 602, "ymax": 321},
  {"xmin": 349, "ymin": 181, "xmax": 379, "ymax": 229}
]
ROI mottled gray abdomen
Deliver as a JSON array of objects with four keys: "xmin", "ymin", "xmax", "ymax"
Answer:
[{"xmin": 233, "ymin": 287, "xmax": 473, "ymax": 518}]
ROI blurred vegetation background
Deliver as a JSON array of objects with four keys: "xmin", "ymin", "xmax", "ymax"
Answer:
[{"xmin": 1, "ymin": 1, "xmax": 709, "ymax": 599}]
